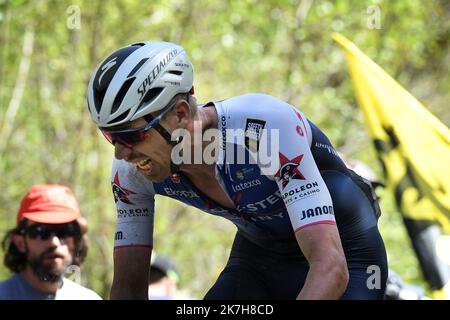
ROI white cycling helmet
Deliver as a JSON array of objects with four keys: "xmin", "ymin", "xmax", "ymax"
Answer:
[{"xmin": 87, "ymin": 41, "xmax": 194, "ymax": 128}]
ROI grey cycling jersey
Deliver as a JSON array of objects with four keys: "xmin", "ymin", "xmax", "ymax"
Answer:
[{"xmin": 111, "ymin": 93, "xmax": 337, "ymax": 248}]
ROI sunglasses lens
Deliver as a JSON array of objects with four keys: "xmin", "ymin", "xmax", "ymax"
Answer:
[
  {"xmin": 26, "ymin": 225, "xmax": 50, "ymax": 240},
  {"xmin": 101, "ymin": 131, "xmax": 114, "ymax": 145},
  {"xmin": 24, "ymin": 224, "xmax": 78, "ymax": 240},
  {"xmin": 58, "ymin": 224, "xmax": 78, "ymax": 238},
  {"xmin": 25, "ymin": 225, "xmax": 43, "ymax": 239},
  {"xmin": 101, "ymin": 130, "xmax": 147, "ymax": 148}
]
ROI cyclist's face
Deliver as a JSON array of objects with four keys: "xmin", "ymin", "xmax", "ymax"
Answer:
[{"xmin": 114, "ymin": 117, "xmax": 173, "ymax": 182}]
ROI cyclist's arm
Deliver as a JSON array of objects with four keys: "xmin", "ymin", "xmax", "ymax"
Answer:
[
  {"xmin": 111, "ymin": 247, "xmax": 152, "ymax": 299},
  {"xmin": 109, "ymin": 159, "xmax": 155, "ymax": 300},
  {"xmin": 295, "ymin": 224, "xmax": 348, "ymax": 299},
  {"xmin": 270, "ymin": 105, "xmax": 348, "ymax": 299}
]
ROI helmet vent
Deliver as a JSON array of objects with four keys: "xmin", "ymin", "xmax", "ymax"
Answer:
[
  {"xmin": 107, "ymin": 109, "xmax": 131, "ymax": 125},
  {"xmin": 93, "ymin": 86, "xmax": 106, "ymax": 113},
  {"xmin": 127, "ymin": 58, "xmax": 149, "ymax": 78},
  {"xmin": 138, "ymin": 87, "xmax": 164, "ymax": 110},
  {"xmin": 131, "ymin": 43, "xmax": 145, "ymax": 47},
  {"xmin": 111, "ymin": 77, "xmax": 136, "ymax": 114},
  {"xmin": 168, "ymin": 70, "xmax": 183, "ymax": 76}
]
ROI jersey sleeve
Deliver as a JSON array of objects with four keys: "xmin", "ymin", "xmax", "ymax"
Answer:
[
  {"xmin": 111, "ymin": 158, "xmax": 156, "ymax": 248},
  {"xmin": 269, "ymin": 105, "xmax": 336, "ymax": 233}
]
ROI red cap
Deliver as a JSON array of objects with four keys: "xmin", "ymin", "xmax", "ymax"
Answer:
[{"xmin": 17, "ymin": 185, "xmax": 81, "ymax": 224}]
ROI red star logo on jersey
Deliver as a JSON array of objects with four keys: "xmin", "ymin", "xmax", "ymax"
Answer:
[
  {"xmin": 274, "ymin": 153, "xmax": 306, "ymax": 189},
  {"xmin": 112, "ymin": 171, "xmax": 136, "ymax": 204}
]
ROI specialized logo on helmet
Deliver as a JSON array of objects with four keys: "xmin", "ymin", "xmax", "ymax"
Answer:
[
  {"xmin": 98, "ymin": 57, "xmax": 118, "ymax": 87},
  {"xmin": 137, "ymin": 49, "xmax": 178, "ymax": 100},
  {"xmin": 112, "ymin": 171, "xmax": 136, "ymax": 204},
  {"xmin": 274, "ymin": 153, "xmax": 306, "ymax": 189}
]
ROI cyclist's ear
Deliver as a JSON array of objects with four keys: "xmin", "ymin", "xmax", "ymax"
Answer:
[{"xmin": 172, "ymin": 101, "xmax": 191, "ymax": 127}]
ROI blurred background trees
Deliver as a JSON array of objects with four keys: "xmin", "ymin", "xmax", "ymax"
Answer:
[{"xmin": 0, "ymin": 0, "xmax": 449, "ymax": 298}]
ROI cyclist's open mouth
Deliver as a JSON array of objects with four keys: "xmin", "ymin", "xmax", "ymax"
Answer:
[{"xmin": 136, "ymin": 158, "xmax": 153, "ymax": 175}]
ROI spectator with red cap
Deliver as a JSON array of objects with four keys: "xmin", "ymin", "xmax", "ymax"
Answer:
[{"xmin": 0, "ymin": 184, "xmax": 101, "ymax": 300}]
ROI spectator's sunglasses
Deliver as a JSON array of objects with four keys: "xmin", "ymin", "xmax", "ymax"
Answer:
[
  {"xmin": 19, "ymin": 223, "xmax": 79, "ymax": 240},
  {"xmin": 100, "ymin": 99, "xmax": 179, "ymax": 148}
]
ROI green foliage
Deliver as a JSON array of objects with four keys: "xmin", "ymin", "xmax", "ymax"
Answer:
[{"xmin": 1, "ymin": 0, "xmax": 449, "ymax": 298}]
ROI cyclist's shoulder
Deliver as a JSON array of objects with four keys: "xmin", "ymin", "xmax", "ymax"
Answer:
[
  {"xmin": 220, "ymin": 93, "xmax": 298, "ymax": 123},
  {"xmin": 112, "ymin": 158, "xmax": 137, "ymax": 178},
  {"xmin": 112, "ymin": 158, "xmax": 156, "ymax": 195},
  {"xmin": 223, "ymin": 93, "xmax": 290, "ymax": 107}
]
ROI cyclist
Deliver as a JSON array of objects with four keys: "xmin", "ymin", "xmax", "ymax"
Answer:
[{"xmin": 86, "ymin": 41, "xmax": 388, "ymax": 299}]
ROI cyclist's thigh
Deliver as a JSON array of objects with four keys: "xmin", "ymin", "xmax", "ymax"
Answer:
[
  {"xmin": 341, "ymin": 268, "xmax": 387, "ymax": 300},
  {"xmin": 322, "ymin": 170, "xmax": 388, "ymax": 299},
  {"xmin": 204, "ymin": 233, "xmax": 275, "ymax": 299},
  {"xmin": 204, "ymin": 263, "xmax": 272, "ymax": 299},
  {"xmin": 263, "ymin": 258, "xmax": 309, "ymax": 299},
  {"xmin": 341, "ymin": 228, "xmax": 388, "ymax": 300}
]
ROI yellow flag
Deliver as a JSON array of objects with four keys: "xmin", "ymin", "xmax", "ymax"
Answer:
[{"xmin": 332, "ymin": 33, "xmax": 450, "ymax": 233}]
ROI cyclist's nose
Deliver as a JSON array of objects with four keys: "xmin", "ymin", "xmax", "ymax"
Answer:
[{"xmin": 115, "ymin": 143, "xmax": 133, "ymax": 160}]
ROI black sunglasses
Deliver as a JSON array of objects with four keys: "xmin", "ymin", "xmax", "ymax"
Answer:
[
  {"xmin": 19, "ymin": 223, "xmax": 79, "ymax": 240},
  {"xmin": 100, "ymin": 99, "xmax": 179, "ymax": 148}
]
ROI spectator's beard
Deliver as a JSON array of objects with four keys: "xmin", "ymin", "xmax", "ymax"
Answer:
[{"xmin": 26, "ymin": 247, "xmax": 70, "ymax": 284}]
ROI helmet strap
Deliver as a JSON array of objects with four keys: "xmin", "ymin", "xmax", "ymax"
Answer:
[
  {"xmin": 170, "ymin": 162, "xmax": 180, "ymax": 174},
  {"xmin": 143, "ymin": 114, "xmax": 177, "ymax": 146},
  {"xmin": 143, "ymin": 114, "xmax": 183, "ymax": 174}
]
